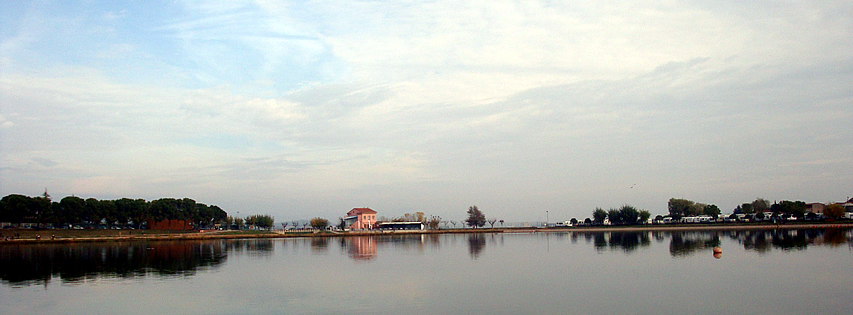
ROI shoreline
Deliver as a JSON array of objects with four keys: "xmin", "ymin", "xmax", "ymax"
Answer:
[{"xmin": 2, "ymin": 222, "xmax": 852, "ymax": 245}]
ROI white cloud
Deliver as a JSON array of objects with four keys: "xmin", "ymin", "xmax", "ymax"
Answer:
[{"xmin": 1, "ymin": 1, "xmax": 852, "ymax": 221}]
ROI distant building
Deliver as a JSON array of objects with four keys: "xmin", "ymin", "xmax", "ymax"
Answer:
[
  {"xmin": 806, "ymin": 203, "xmax": 825, "ymax": 214},
  {"xmin": 377, "ymin": 221, "xmax": 424, "ymax": 230},
  {"xmin": 842, "ymin": 198, "xmax": 853, "ymax": 212},
  {"xmin": 344, "ymin": 208, "xmax": 377, "ymax": 230}
]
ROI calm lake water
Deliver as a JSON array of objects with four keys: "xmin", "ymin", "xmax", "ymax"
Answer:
[{"xmin": 2, "ymin": 227, "xmax": 852, "ymax": 314}]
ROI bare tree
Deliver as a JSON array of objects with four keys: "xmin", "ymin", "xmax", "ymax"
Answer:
[
  {"xmin": 450, "ymin": 221, "xmax": 457, "ymax": 228},
  {"xmin": 487, "ymin": 218, "xmax": 497, "ymax": 228},
  {"xmin": 427, "ymin": 215, "xmax": 442, "ymax": 229}
]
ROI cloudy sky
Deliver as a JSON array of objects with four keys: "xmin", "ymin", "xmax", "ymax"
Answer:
[{"xmin": 2, "ymin": 1, "xmax": 851, "ymax": 223}]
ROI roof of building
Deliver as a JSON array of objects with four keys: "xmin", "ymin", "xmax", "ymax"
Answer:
[{"xmin": 348, "ymin": 207, "xmax": 377, "ymax": 214}]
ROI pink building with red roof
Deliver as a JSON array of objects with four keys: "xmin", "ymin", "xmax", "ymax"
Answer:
[{"xmin": 344, "ymin": 207, "xmax": 377, "ymax": 230}]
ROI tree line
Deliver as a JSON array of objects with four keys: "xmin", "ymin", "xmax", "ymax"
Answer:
[
  {"xmin": 589, "ymin": 205, "xmax": 652, "ymax": 225},
  {"xmin": 222, "ymin": 214, "xmax": 275, "ymax": 230},
  {"xmin": 0, "ymin": 193, "xmax": 228, "ymax": 229}
]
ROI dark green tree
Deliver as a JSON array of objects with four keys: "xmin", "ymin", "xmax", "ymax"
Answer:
[
  {"xmin": 741, "ymin": 203, "xmax": 754, "ymax": 214},
  {"xmin": 0, "ymin": 194, "xmax": 35, "ymax": 225},
  {"xmin": 59, "ymin": 196, "xmax": 86, "ymax": 225},
  {"xmin": 619, "ymin": 205, "xmax": 640, "ymax": 225},
  {"xmin": 592, "ymin": 208, "xmax": 608, "ymax": 224},
  {"xmin": 703, "ymin": 204, "xmax": 721, "ymax": 218},
  {"xmin": 465, "ymin": 205, "xmax": 486, "ymax": 228},
  {"xmin": 752, "ymin": 198, "xmax": 770, "ymax": 214},
  {"xmin": 83, "ymin": 198, "xmax": 104, "ymax": 225},
  {"xmin": 607, "ymin": 208, "xmax": 622, "ymax": 225},
  {"xmin": 668, "ymin": 198, "xmax": 694, "ymax": 220},
  {"xmin": 638, "ymin": 210, "xmax": 651, "ymax": 223},
  {"xmin": 245, "ymin": 214, "xmax": 274, "ymax": 230}
]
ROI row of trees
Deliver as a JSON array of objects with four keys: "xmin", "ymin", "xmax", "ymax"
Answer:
[
  {"xmin": 731, "ymin": 198, "xmax": 810, "ymax": 217},
  {"xmin": 668, "ymin": 198, "xmax": 721, "ymax": 220},
  {"xmin": 591, "ymin": 205, "xmax": 652, "ymax": 225},
  {"xmin": 222, "ymin": 214, "xmax": 275, "ymax": 230},
  {"xmin": 670, "ymin": 197, "xmax": 850, "ymax": 220},
  {"xmin": 464, "ymin": 206, "xmax": 499, "ymax": 228},
  {"xmin": 0, "ymin": 193, "xmax": 228, "ymax": 229}
]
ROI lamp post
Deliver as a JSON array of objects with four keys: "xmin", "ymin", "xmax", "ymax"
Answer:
[{"xmin": 546, "ymin": 211, "xmax": 549, "ymax": 227}]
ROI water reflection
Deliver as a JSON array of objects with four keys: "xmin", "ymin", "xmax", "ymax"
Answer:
[
  {"xmin": 2, "ymin": 228, "xmax": 850, "ymax": 288},
  {"xmin": 468, "ymin": 234, "xmax": 486, "ymax": 259},
  {"xmin": 342, "ymin": 236, "xmax": 377, "ymax": 260},
  {"xmin": 339, "ymin": 234, "xmax": 444, "ymax": 260},
  {"xmin": 571, "ymin": 228, "xmax": 853, "ymax": 257},
  {"xmin": 335, "ymin": 228, "xmax": 853, "ymax": 261},
  {"xmin": 225, "ymin": 239, "xmax": 274, "ymax": 257},
  {"xmin": 669, "ymin": 232, "xmax": 721, "ymax": 257},
  {"xmin": 574, "ymin": 231, "xmax": 653, "ymax": 253},
  {"xmin": 0, "ymin": 239, "xmax": 275, "ymax": 287}
]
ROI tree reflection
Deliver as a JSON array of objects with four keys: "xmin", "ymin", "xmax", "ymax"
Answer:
[
  {"xmin": 572, "ymin": 228, "xmax": 853, "ymax": 257},
  {"xmin": 311, "ymin": 237, "xmax": 329, "ymax": 253},
  {"xmin": 467, "ymin": 234, "xmax": 486, "ymax": 259},
  {"xmin": 0, "ymin": 240, "xmax": 229, "ymax": 287},
  {"xmin": 671, "ymin": 228, "xmax": 853, "ymax": 256},
  {"xmin": 608, "ymin": 232, "xmax": 651, "ymax": 253},
  {"xmin": 669, "ymin": 232, "xmax": 721, "ymax": 257},
  {"xmin": 224, "ymin": 239, "xmax": 274, "ymax": 257},
  {"xmin": 581, "ymin": 231, "xmax": 652, "ymax": 253}
]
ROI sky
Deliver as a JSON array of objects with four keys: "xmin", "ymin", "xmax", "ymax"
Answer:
[{"xmin": 1, "ymin": 0, "xmax": 852, "ymax": 223}]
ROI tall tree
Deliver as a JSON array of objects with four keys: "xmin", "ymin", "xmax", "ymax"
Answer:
[
  {"xmin": 607, "ymin": 208, "xmax": 622, "ymax": 225},
  {"xmin": 592, "ymin": 207, "xmax": 608, "ymax": 224},
  {"xmin": 668, "ymin": 198, "xmax": 694, "ymax": 220},
  {"xmin": 465, "ymin": 206, "xmax": 486, "ymax": 228},
  {"xmin": 703, "ymin": 204, "xmax": 721, "ymax": 218},
  {"xmin": 0, "ymin": 194, "xmax": 35, "ymax": 225},
  {"xmin": 741, "ymin": 203, "xmax": 754, "ymax": 214},
  {"xmin": 638, "ymin": 210, "xmax": 651, "ymax": 223},
  {"xmin": 59, "ymin": 196, "xmax": 85, "ymax": 225},
  {"xmin": 83, "ymin": 198, "xmax": 103, "ymax": 225},
  {"xmin": 618, "ymin": 205, "xmax": 640, "ymax": 225},
  {"xmin": 752, "ymin": 198, "xmax": 770, "ymax": 214}
]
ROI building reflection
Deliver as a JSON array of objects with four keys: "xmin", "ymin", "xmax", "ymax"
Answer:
[
  {"xmin": 343, "ymin": 236, "xmax": 377, "ymax": 260},
  {"xmin": 340, "ymin": 234, "xmax": 445, "ymax": 261}
]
